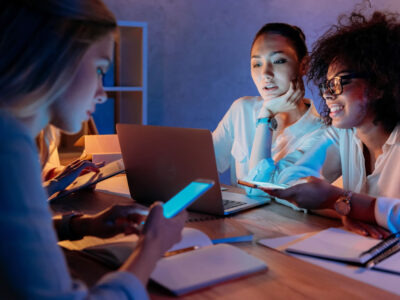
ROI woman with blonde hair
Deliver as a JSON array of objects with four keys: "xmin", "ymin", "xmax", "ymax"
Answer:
[{"xmin": 0, "ymin": 1, "xmax": 185, "ymax": 298}]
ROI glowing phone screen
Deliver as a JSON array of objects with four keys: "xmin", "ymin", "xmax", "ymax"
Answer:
[{"xmin": 163, "ymin": 180, "xmax": 214, "ymax": 218}]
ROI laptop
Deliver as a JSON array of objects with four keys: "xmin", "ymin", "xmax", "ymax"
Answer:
[{"xmin": 116, "ymin": 124, "xmax": 270, "ymax": 215}]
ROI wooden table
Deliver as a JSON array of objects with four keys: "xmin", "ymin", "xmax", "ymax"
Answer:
[{"xmin": 50, "ymin": 188, "xmax": 398, "ymax": 299}]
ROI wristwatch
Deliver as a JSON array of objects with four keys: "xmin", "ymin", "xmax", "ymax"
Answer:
[
  {"xmin": 334, "ymin": 191, "xmax": 353, "ymax": 216},
  {"xmin": 256, "ymin": 117, "xmax": 278, "ymax": 131},
  {"xmin": 59, "ymin": 212, "xmax": 84, "ymax": 241}
]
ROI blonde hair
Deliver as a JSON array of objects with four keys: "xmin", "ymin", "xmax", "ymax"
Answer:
[
  {"xmin": 36, "ymin": 125, "xmax": 60, "ymax": 168},
  {"xmin": 0, "ymin": 0, "xmax": 117, "ymax": 118}
]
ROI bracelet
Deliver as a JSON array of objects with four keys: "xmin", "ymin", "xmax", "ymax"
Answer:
[{"xmin": 59, "ymin": 212, "xmax": 84, "ymax": 241}]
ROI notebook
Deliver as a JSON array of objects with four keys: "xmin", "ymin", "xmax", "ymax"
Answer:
[
  {"xmin": 116, "ymin": 124, "xmax": 270, "ymax": 215},
  {"xmin": 285, "ymin": 227, "xmax": 400, "ymax": 272},
  {"xmin": 258, "ymin": 231, "xmax": 400, "ymax": 296},
  {"xmin": 150, "ymin": 228, "xmax": 267, "ymax": 295},
  {"xmin": 59, "ymin": 227, "xmax": 267, "ymax": 294}
]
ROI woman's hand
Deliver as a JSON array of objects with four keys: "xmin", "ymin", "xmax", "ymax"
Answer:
[
  {"xmin": 141, "ymin": 202, "xmax": 187, "ymax": 256},
  {"xmin": 44, "ymin": 159, "xmax": 104, "ymax": 196},
  {"xmin": 260, "ymin": 176, "xmax": 343, "ymax": 210},
  {"xmin": 341, "ymin": 216, "xmax": 390, "ymax": 239},
  {"xmin": 120, "ymin": 203, "xmax": 187, "ymax": 285},
  {"xmin": 258, "ymin": 78, "xmax": 305, "ymax": 118},
  {"xmin": 72, "ymin": 204, "xmax": 149, "ymax": 239}
]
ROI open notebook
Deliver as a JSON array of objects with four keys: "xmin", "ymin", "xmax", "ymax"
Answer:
[
  {"xmin": 284, "ymin": 227, "xmax": 400, "ymax": 273},
  {"xmin": 59, "ymin": 227, "xmax": 266, "ymax": 295},
  {"xmin": 258, "ymin": 229, "xmax": 400, "ymax": 296},
  {"xmin": 150, "ymin": 228, "xmax": 267, "ymax": 295}
]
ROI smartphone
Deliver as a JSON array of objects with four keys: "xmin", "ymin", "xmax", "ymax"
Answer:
[
  {"xmin": 237, "ymin": 179, "xmax": 287, "ymax": 190},
  {"xmin": 163, "ymin": 179, "xmax": 214, "ymax": 218}
]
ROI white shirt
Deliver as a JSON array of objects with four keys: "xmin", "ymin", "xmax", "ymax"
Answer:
[
  {"xmin": 279, "ymin": 125, "xmax": 400, "ymax": 231},
  {"xmin": 212, "ymin": 96, "xmax": 325, "ymax": 187}
]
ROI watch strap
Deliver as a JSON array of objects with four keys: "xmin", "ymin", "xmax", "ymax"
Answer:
[
  {"xmin": 59, "ymin": 212, "xmax": 84, "ymax": 241},
  {"xmin": 256, "ymin": 117, "xmax": 277, "ymax": 130}
]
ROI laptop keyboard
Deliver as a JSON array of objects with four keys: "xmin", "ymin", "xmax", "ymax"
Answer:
[{"xmin": 223, "ymin": 199, "xmax": 246, "ymax": 210}]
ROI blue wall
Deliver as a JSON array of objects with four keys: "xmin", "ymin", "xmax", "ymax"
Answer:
[{"xmin": 103, "ymin": 0, "xmax": 400, "ymax": 182}]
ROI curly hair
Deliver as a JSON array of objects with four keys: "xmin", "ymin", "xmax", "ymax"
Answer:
[{"xmin": 308, "ymin": 11, "xmax": 400, "ymax": 132}]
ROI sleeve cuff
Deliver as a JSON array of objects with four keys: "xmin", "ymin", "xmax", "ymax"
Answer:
[
  {"xmin": 375, "ymin": 197, "xmax": 400, "ymax": 233},
  {"xmin": 277, "ymin": 166, "xmax": 321, "ymax": 185},
  {"xmin": 243, "ymin": 158, "xmax": 275, "ymax": 197},
  {"xmin": 94, "ymin": 271, "xmax": 149, "ymax": 300}
]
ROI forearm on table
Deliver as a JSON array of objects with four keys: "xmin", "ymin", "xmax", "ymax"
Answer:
[
  {"xmin": 323, "ymin": 189, "xmax": 377, "ymax": 224},
  {"xmin": 347, "ymin": 193, "xmax": 377, "ymax": 223}
]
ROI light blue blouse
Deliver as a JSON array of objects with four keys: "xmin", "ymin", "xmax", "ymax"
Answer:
[{"xmin": 0, "ymin": 110, "xmax": 148, "ymax": 299}]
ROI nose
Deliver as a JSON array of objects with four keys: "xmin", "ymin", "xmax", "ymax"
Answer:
[
  {"xmin": 322, "ymin": 90, "xmax": 336, "ymax": 102},
  {"xmin": 262, "ymin": 62, "xmax": 273, "ymax": 79}
]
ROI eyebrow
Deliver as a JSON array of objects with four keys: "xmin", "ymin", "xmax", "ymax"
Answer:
[
  {"xmin": 330, "ymin": 69, "xmax": 353, "ymax": 78},
  {"xmin": 98, "ymin": 56, "xmax": 111, "ymax": 63},
  {"xmin": 251, "ymin": 50, "xmax": 285, "ymax": 59}
]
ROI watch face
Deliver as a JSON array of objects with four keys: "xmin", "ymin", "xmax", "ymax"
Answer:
[
  {"xmin": 335, "ymin": 199, "xmax": 351, "ymax": 216},
  {"xmin": 269, "ymin": 117, "xmax": 278, "ymax": 131}
]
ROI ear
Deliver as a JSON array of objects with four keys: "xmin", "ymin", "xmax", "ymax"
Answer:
[
  {"xmin": 367, "ymin": 86, "xmax": 384, "ymax": 101},
  {"xmin": 298, "ymin": 55, "xmax": 310, "ymax": 76}
]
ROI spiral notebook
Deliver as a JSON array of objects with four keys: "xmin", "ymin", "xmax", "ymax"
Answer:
[{"xmin": 285, "ymin": 228, "xmax": 400, "ymax": 273}]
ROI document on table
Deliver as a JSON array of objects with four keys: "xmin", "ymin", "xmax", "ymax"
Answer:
[
  {"xmin": 95, "ymin": 174, "xmax": 131, "ymax": 197},
  {"xmin": 258, "ymin": 229, "xmax": 400, "ymax": 296}
]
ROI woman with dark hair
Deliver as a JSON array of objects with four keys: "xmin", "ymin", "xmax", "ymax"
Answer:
[
  {"xmin": 265, "ymin": 11, "xmax": 400, "ymax": 237},
  {"xmin": 0, "ymin": 1, "xmax": 185, "ymax": 298},
  {"xmin": 213, "ymin": 23, "xmax": 325, "ymax": 205}
]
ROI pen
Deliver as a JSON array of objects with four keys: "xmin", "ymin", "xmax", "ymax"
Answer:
[{"xmin": 164, "ymin": 246, "xmax": 199, "ymax": 257}]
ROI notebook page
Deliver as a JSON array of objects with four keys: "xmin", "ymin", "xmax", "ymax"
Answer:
[
  {"xmin": 286, "ymin": 227, "xmax": 380, "ymax": 263},
  {"xmin": 375, "ymin": 251, "xmax": 400, "ymax": 273},
  {"xmin": 167, "ymin": 228, "xmax": 213, "ymax": 252},
  {"xmin": 151, "ymin": 244, "xmax": 267, "ymax": 295}
]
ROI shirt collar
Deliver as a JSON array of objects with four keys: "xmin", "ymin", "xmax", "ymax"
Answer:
[{"xmin": 385, "ymin": 125, "xmax": 400, "ymax": 146}]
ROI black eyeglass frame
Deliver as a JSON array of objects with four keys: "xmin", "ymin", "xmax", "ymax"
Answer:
[{"xmin": 319, "ymin": 73, "xmax": 366, "ymax": 98}]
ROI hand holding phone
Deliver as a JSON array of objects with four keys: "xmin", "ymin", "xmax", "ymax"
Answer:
[
  {"xmin": 237, "ymin": 179, "xmax": 287, "ymax": 191},
  {"xmin": 163, "ymin": 179, "xmax": 214, "ymax": 218}
]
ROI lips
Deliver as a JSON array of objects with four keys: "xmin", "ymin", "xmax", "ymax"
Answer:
[
  {"xmin": 328, "ymin": 104, "xmax": 344, "ymax": 118},
  {"xmin": 262, "ymin": 83, "xmax": 278, "ymax": 94},
  {"xmin": 264, "ymin": 82, "xmax": 277, "ymax": 89}
]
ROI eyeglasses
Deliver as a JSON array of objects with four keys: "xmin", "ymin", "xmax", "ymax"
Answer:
[{"xmin": 319, "ymin": 73, "xmax": 365, "ymax": 98}]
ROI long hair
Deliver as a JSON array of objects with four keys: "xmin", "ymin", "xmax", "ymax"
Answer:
[
  {"xmin": 0, "ymin": 0, "xmax": 117, "ymax": 118},
  {"xmin": 308, "ymin": 11, "xmax": 400, "ymax": 131}
]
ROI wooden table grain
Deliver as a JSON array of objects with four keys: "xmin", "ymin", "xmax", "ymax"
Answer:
[{"xmin": 51, "ymin": 187, "xmax": 398, "ymax": 299}]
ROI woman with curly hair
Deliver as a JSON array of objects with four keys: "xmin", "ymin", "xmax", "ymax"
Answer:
[{"xmin": 264, "ymin": 11, "xmax": 400, "ymax": 237}]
